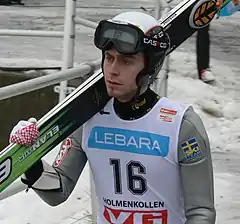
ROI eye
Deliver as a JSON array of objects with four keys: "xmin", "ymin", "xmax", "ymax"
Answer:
[
  {"xmin": 122, "ymin": 57, "xmax": 131, "ymax": 65},
  {"xmin": 105, "ymin": 54, "xmax": 114, "ymax": 62}
]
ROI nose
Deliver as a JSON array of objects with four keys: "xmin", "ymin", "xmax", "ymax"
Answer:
[{"xmin": 109, "ymin": 58, "xmax": 120, "ymax": 76}]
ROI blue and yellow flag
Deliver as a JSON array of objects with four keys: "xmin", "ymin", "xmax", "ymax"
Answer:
[{"xmin": 181, "ymin": 137, "xmax": 202, "ymax": 161}]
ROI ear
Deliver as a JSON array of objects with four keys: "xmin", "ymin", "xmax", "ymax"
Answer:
[{"xmin": 136, "ymin": 73, "xmax": 150, "ymax": 96}]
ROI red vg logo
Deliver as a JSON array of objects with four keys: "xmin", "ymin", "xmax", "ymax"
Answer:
[{"xmin": 103, "ymin": 206, "xmax": 168, "ymax": 224}]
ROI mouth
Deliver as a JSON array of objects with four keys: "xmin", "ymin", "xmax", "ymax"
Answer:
[{"xmin": 107, "ymin": 80, "xmax": 122, "ymax": 86}]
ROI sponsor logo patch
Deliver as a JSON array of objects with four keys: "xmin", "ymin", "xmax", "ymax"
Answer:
[
  {"xmin": 53, "ymin": 138, "xmax": 72, "ymax": 167},
  {"xmin": 189, "ymin": 0, "xmax": 217, "ymax": 29},
  {"xmin": 158, "ymin": 108, "xmax": 177, "ymax": 123},
  {"xmin": 88, "ymin": 126, "xmax": 169, "ymax": 157},
  {"xmin": 132, "ymin": 98, "xmax": 146, "ymax": 110}
]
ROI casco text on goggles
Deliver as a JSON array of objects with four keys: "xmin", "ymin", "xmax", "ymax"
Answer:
[{"xmin": 94, "ymin": 20, "xmax": 170, "ymax": 55}]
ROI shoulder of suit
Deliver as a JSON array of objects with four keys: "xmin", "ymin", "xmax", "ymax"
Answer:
[{"xmin": 158, "ymin": 97, "xmax": 191, "ymax": 112}]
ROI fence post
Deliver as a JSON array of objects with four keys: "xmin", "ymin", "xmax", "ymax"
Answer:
[
  {"xmin": 154, "ymin": 0, "xmax": 161, "ymax": 20},
  {"xmin": 59, "ymin": 0, "xmax": 77, "ymax": 102},
  {"xmin": 153, "ymin": 0, "xmax": 171, "ymax": 98}
]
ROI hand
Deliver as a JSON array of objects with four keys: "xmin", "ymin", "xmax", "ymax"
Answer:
[
  {"xmin": 216, "ymin": 0, "xmax": 224, "ymax": 8},
  {"xmin": 232, "ymin": 0, "xmax": 240, "ymax": 6},
  {"xmin": 9, "ymin": 118, "xmax": 39, "ymax": 146},
  {"xmin": 216, "ymin": 0, "xmax": 240, "ymax": 8}
]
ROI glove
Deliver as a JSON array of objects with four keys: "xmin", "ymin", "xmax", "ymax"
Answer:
[
  {"xmin": 9, "ymin": 118, "xmax": 42, "ymax": 188},
  {"xmin": 9, "ymin": 117, "xmax": 39, "ymax": 146}
]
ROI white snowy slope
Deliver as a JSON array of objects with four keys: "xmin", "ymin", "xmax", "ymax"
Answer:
[{"xmin": 0, "ymin": 1, "xmax": 239, "ymax": 223}]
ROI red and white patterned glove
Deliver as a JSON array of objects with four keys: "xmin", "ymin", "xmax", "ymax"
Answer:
[{"xmin": 9, "ymin": 118, "xmax": 39, "ymax": 146}]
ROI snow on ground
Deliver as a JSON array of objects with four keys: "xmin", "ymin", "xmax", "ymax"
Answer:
[
  {"xmin": 168, "ymin": 51, "xmax": 240, "ymax": 224},
  {"xmin": 0, "ymin": 58, "xmax": 63, "ymax": 68},
  {"xmin": 0, "ymin": 0, "xmax": 239, "ymax": 223}
]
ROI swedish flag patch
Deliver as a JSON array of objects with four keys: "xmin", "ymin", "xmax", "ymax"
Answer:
[{"xmin": 181, "ymin": 137, "xmax": 202, "ymax": 161}]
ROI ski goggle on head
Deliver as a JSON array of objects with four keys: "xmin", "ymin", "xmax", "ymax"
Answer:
[{"xmin": 94, "ymin": 20, "xmax": 170, "ymax": 55}]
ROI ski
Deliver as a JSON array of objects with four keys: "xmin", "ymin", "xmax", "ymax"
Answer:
[
  {"xmin": 0, "ymin": 0, "xmax": 229, "ymax": 193},
  {"xmin": 159, "ymin": 0, "xmax": 232, "ymax": 54},
  {"xmin": 0, "ymin": 70, "xmax": 110, "ymax": 192}
]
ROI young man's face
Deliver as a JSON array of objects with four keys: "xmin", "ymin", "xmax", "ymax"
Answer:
[{"xmin": 103, "ymin": 48, "xmax": 145, "ymax": 102}]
